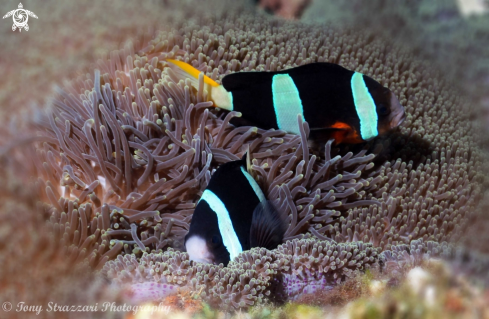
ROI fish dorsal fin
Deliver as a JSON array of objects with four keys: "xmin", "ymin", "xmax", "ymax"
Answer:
[{"xmin": 249, "ymin": 201, "xmax": 287, "ymax": 250}]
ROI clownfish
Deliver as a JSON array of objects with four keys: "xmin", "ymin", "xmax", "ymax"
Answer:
[
  {"xmin": 185, "ymin": 154, "xmax": 286, "ymax": 266},
  {"xmin": 166, "ymin": 60, "xmax": 406, "ymax": 144}
]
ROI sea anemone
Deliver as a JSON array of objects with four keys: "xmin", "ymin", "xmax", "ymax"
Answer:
[
  {"xmin": 20, "ymin": 9, "xmax": 485, "ymax": 310},
  {"xmin": 276, "ymin": 238, "xmax": 379, "ymax": 300},
  {"xmin": 103, "ymin": 239, "xmax": 379, "ymax": 309},
  {"xmin": 0, "ymin": 161, "xmax": 120, "ymax": 319}
]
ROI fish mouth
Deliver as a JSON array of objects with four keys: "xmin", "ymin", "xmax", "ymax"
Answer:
[
  {"xmin": 389, "ymin": 93, "xmax": 406, "ymax": 128},
  {"xmin": 391, "ymin": 111, "xmax": 406, "ymax": 128}
]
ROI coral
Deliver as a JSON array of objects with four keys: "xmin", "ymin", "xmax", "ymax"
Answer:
[
  {"xmin": 293, "ymin": 273, "xmax": 371, "ymax": 307},
  {"xmin": 343, "ymin": 259, "xmax": 489, "ymax": 319},
  {"xmin": 161, "ymin": 290, "xmax": 205, "ymax": 314}
]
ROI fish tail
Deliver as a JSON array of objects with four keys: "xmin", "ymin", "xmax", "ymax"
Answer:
[
  {"xmin": 166, "ymin": 59, "xmax": 219, "ymax": 88},
  {"xmin": 166, "ymin": 59, "xmax": 233, "ymax": 110}
]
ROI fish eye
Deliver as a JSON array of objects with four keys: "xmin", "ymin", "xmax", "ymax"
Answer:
[
  {"xmin": 211, "ymin": 235, "xmax": 221, "ymax": 246},
  {"xmin": 378, "ymin": 104, "xmax": 390, "ymax": 116}
]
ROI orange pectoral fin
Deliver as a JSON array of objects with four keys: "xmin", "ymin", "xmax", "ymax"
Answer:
[
  {"xmin": 310, "ymin": 122, "xmax": 363, "ymax": 145},
  {"xmin": 330, "ymin": 122, "xmax": 352, "ymax": 130},
  {"xmin": 330, "ymin": 122, "xmax": 363, "ymax": 144},
  {"xmin": 330, "ymin": 130, "xmax": 348, "ymax": 145}
]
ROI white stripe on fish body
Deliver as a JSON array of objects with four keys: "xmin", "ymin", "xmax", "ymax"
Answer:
[
  {"xmin": 199, "ymin": 189, "xmax": 242, "ymax": 260},
  {"xmin": 240, "ymin": 166, "xmax": 266, "ymax": 203},
  {"xmin": 271, "ymin": 74, "xmax": 305, "ymax": 134},
  {"xmin": 351, "ymin": 72, "xmax": 378, "ymax": 140}
]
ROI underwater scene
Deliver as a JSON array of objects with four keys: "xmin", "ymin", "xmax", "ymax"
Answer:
[{"xmin": 1, "ymin": 0, "xmax": 489, "ymax": 318}]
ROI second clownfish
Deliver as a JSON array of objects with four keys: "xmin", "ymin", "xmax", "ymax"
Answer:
[
  {"xmin": 185, "ymin": 153, "xmax": 286, "ymax": 266},
  {"xmin": 166, "ymin": 59, "xmax": 406, "ymax": 144}
]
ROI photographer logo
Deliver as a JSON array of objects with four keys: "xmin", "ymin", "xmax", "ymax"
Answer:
[{"xmin": 3, "ymin": 3, "xmax": 37, "ymax": 32}]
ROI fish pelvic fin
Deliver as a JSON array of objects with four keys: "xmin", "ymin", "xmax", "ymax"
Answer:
[
  {"xmin": 309, "ymin": 122, "xmax": 363, "ymax": 145},
  {"xmin": 166, "ymin": 59, "xmax": 233, "ymax": 110},
  {"xmin": 249, "ymin": 201, "xmax": 287, "ymax": 250}
]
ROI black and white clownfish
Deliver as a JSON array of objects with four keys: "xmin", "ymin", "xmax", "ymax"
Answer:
[
  {"xmin": 185, "ymin": 154, "xmax": 286, "ymax": 266},
  {"xmin": 166, "ymin": 60, "xmax": 406, "ymax": 144}
]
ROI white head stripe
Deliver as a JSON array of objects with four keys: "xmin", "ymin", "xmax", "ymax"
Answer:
[
  {"xmin": 200, "ymin": 190, "xmax": 242, "ymax": 261},
  {"xmin": 240, "ymin": 167, "xmax": 266, "ymax": 203},
  {"xmin": 271, "ymin": 74, "xmax": 305, "ymax": 134},
  {"xmin": 212, "ymin": 85, "xmax": 234, "ymax": 111},
  {"xmin": 351, "ymin": 72, "xmax": 378, "ymax": 140}
]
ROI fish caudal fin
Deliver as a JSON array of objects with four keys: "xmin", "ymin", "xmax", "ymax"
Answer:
[
  {"xmin": 250, "ymin": 201, "xmax": 287, "ymax": 250},
  {"xmin": 166, "ymin": 59, "xmax": 233, "ymax": 110},
  {"xmin": 166, "ymin": 59, "xmax": 219, "ymax": 87}
]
